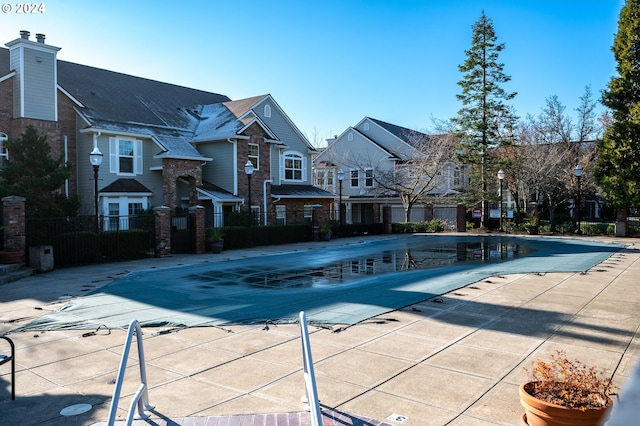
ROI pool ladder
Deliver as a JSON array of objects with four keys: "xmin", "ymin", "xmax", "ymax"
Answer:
[
  {"xmin": 107, "ymin": 313, "xmax": 322, "ymax": 426},
  {"xmin": 1, "ymin": 335, "xmax": 15, "ymax": 400},
  {"xmin": 107, "ymin": 320, "xmax": 155, "ymax": 426}
]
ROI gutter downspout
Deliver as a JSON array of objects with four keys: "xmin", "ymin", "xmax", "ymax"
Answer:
[
  {"xmin": 64, "ymin": 135, "xmax": 69, "ymax": 197},
  {"xmin": 263, "ymin": 179, "xmax": 272, "ymax": 225},
  {"xmin": 228, "ymin": 138, "xmax": 238, "ymax": 196}
]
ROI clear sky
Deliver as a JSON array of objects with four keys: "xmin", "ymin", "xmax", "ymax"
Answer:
[{"xmin": 0, "ymin": 0, "xmax": 624, "ymax": 146}]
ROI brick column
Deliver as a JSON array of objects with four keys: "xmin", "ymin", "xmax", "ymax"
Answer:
[
  {"xmin": 382, "ymin": 205, "xmax": 392, "ymax": 234},
  {"xmin": 190, "ymin": 205, "xmax": 205, "ymax": 254},
  {"xmin": 154, "ymin": 206, "xmax": 171, "ymax": 257},
  {"xmin": 2, "ymin": 196, "xmax": 26, "ymax": 264},
  {"xmin": 312, "ymin": 206, "xmax": 326, "ymax": 241}
]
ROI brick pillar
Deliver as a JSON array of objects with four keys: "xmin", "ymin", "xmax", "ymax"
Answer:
[
  {"xmin": 154, "ymin": 206, "xmax": 171, "ymax": 257},
  {"xmin": 456, "ymin": 204, "xmax": 467, "ymax": 232},
  {"xmin": 424, "ymin": 205, "xmax": 434, "ymax": 221},
  {"xmin": 2, "ymin": 196, "xmax": 26, "ymax": 264},
  {"xmin": 190, "ymin": 205, "xmax": 206, "ymax": 254},
  {"xmin": 312, "ymin": 206, "xmax": 325, "ymax": 241},
  {"xmin": 382, "ymin": 205, "xmax": 392, "ymax": 234}
]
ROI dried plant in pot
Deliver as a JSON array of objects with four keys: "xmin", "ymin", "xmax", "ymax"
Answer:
[{"xmin": 519, "ymin": 350, "xmax": 616, "ymax": 426}]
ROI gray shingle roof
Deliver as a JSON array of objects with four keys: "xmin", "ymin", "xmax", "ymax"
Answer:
[
  {"xmin": 1, "ymin": 47, "xmax": 232, "ymax": 159},
  {"xmin": 271, "ymin": 184, "xmax": 335, "ymax": 198},
  {"xmin": 100, "ymin": 178, "xmax": 152, "ymax": 194}
]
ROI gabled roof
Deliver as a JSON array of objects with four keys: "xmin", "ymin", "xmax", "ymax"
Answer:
[
  {"xmin": 100, "ymin": 178, "xmax": 152, "ymax": 194},
  {"xmin": 192, "ymin": 95, "xmax": 279, "ymax": 142}
]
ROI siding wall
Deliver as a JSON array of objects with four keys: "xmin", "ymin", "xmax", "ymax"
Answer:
[
  {"xmin": 22, "ymin": 49, "xmax": 56, "ymax": 121},
  {"xmin": 254, "ymin": 100, "xmax": 313, "ymax": 184},
  {"xmin": 200, "ymin": 141, "xmax": 235, "ymax": 193}
]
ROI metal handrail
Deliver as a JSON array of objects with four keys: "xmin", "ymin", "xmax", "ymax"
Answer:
[
  {"xmin": 0, "ymin": 335, "xmax": 15, "ymax": 400},
  {"xmin": 299, "ymin": 311, "xmax": 322, "ymax": 426},
  {"xmin": 107, "ymin": 320, "xmax": 155, "ymax": 426}
]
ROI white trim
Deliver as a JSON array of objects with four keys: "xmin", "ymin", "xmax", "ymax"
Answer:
[
  {"xmin": 73, "ymin": 107, "xmax": 93, "ymax": 127},
  {"xmin": 57, "ymin": 84, "xmax": 84, "ymax": 108},
  {"xmin": 0, "ymin": 71, "xmax": 15, "ymax": 84},
  {"xmin": 251, "ymin": 95, "xmax": 316, "ymax": 151}
]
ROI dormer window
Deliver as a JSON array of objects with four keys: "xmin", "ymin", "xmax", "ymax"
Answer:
[{"xmin": 264, "ymin": 104, "xmax": 272, "ymax": 118}]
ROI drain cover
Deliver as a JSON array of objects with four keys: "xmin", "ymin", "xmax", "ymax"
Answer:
[
  {"xmin": 387, "ymin": 413, "xmax": 408, "ymax": 423},
  {"xmin": 60, "ymin": 403, "xmax": 92, "ymax": 416}
]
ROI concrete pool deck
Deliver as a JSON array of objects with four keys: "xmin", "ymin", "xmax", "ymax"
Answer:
[{"xmin": 1, "ymin": 234, "xmax": 639, "ymax": 425}]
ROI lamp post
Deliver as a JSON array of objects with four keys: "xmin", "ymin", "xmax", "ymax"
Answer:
[
  {"xmin": 89, "ymin": 147, "xmax": 103, "ymax": 232},
  {"xmin": 574, "ymin": 164, "xmax": 582, "ymax": 235},
  {"xmin": 244, "ymin": 160, "xmax": 254, "ymax": 246},
  {"xmin": 337, "ymin": 169, "xmax": 344, "ymax": 236},
  {"xmin": 497, "ymin": 169, "xmax": 504, "ymax": 232}
]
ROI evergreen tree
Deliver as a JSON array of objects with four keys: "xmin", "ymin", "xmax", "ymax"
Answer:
[
  {"xmin": 454, "ymin": 11, "xmax": 517, "ymax": 228},
  {"xmin": 0, "ymin": 125, "xmax": 79, "ymax": 217},
  {"xmin": 595, "ymin": 0, "xmax": 640, "ymax": 231}
]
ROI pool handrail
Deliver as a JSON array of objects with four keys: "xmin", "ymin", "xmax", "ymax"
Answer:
[
  {"xmin": 107, "ymin": 319, "xmax": 155, "ymax": 426},
  {"xmin": 0, "ymin": 335, "xmax": 15, "ymax": 400},
  {"xmin": 299, "ymin": 311, "xmax": 322, "ymax": 426}
]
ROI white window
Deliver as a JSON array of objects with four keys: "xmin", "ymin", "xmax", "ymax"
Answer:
[
  {"xmin": 248, "ymin": 143, "xmax": 259, "ymax": 169},
  {"xmin": 102, "ymin": 196, "xmax": 148, "ymax": 230},
  {"xmin": 282, "ymin": 151, "xmax": 306, "ymax": 181},
  {"xmin": 251, "ymin": 205, "xmax": 260, "ymax": 224},
  {"xmin": 276, "ymin": 205, "xmax": 286, "ymax": 225},
  {"xmin": 350, "ymin": 169, "xmax": 359, "ymax": 187},
  {"xmin": 364, "ymin": 168, "xmax": 374, "ymax": 187},
  {"xmin": 264, "ymin": 104, "xmax": 271, "ymax": 118},
  {"xmin": 315, "ymin": 170, "xmax": 325, "ymax": 187},
  {"xmin": 364, "ymin": 122, "xmax": 369, "ymax": 131},
  {"xmin": 109, "ymin": 137, "xmax": 142, "ymax": 175},
  {"xmin": 348, "ymin": 132, "xmax": 354, "ymax": 141},
  {"xmin": 326, "ymin": 170, "xmax": 334, "ymax": 186},
  {"xmin": 303, "ymin": 205, "xmax": 314, "ymax": 224}
]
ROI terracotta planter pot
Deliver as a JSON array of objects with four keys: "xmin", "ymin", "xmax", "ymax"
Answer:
[{"xmin": 519, "ymin": 382, "xmax": 612, "ymax": 426}]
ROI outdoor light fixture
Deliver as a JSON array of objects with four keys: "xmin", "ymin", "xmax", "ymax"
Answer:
[
  {"xmin": 337, "ymin": 169, "xmax": 344, "ymax": 234},
  {"xmin": 497, "ymin": 169, "xmax": 504, "ymax": 232},
  {"xmin": 245, "ymin": 160, "xmax": 254, "ymax": 246},
  {"xmin": 574, "ymin": 164, "xmax": 583, "ymax": 235},
  {"xmin": 89, "ymin": 147, "xmax": 103, "ymax": 232}
]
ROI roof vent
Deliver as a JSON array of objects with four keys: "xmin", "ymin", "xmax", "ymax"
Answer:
[
  {"xmin": 20, "ymin": 30, "xmax": 30, "ymax": 40},
  {"xmin": 35, "ymin": 33, "xmax": 45, "ymax": 43}
]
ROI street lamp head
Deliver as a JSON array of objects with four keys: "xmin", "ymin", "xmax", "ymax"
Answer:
[
  {"xmin": 337, "ymin": 168, "xmax": 344, "ymax": 181},
  {"xmin": 574, "ymin": 164, "xmax": 583, "ymax": 178},
  {"xmin": 244, "ymin": 160, "xmax": 254, "ymax": 176},
  {"xmin": 89, "ymin": 147, "xmax": 103, "ymax": 167},
  {"xmin": 497, "ymin": 169, "xmax": 504, "ymax": 180}
]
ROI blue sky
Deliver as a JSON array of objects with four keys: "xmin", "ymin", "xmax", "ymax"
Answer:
[{"xmin": 1, "ymin": 0, "xmax": 624, "ymax": 146}]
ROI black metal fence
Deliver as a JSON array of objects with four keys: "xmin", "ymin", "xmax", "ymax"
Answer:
[{"xmin": 26, "ymin": 214, "xmax": 155, "ymax": 267}]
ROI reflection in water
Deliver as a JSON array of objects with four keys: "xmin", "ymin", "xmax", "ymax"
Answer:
[{"xmin": 192, "ymin": 237, "xmax": 534, "ymax": 291}]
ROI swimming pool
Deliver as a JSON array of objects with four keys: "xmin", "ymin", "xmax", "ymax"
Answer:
[{"xmin": 15, "ymin": 235, "xmax": 624, "ymax": 331}]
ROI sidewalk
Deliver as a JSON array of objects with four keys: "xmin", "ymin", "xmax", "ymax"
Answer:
[{"xmin": 1, "ymin": 235, "xmax": 639, "ymax": 425}]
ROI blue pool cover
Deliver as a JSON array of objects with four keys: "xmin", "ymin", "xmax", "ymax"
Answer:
[{"xmin": 14, "ymin": 235, "xmax": 624, "ymax": 331}]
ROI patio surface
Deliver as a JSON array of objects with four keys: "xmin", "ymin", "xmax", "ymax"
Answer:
[{"xmin": 1, "ymin": 234, "xmax": 639, "ymax": 425}]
